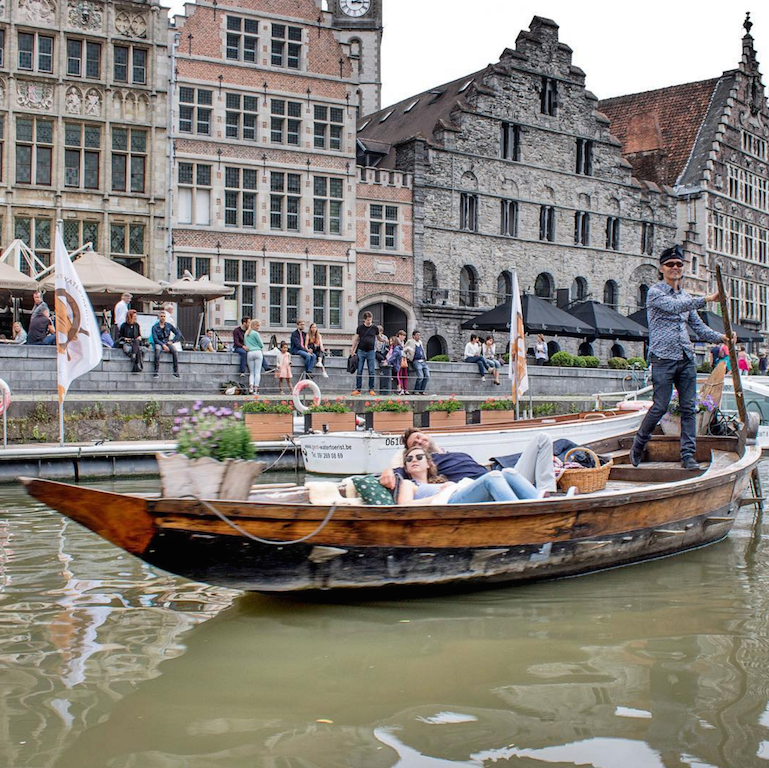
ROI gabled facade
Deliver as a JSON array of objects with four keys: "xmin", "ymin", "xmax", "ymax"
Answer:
[
  {"xmin": 357, "ymin": 16, "xmax": 676, "ymax": 359},
  {"xmin": 600, "ymin": 15, "xmax": 769, "ymax": 342}
]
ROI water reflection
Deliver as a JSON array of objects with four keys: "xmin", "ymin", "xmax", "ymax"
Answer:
[{"xmin": 0, "ymin": 470, "xmax": 768, "ymax": 767}]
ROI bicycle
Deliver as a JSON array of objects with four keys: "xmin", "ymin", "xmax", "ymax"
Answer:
[{"xmin": 622, "ymin": 362, "xmax": 651, "ymax": 393}]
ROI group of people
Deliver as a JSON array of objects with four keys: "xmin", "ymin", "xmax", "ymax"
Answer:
[{"xmin": 710, "ymin": 341, "xmax": 766, "ymax": 374}]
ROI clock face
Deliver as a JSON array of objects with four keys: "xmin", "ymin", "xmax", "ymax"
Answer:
[{"xmin": 339, "ymin": 0, "xmax": 371, "ymax": 18}]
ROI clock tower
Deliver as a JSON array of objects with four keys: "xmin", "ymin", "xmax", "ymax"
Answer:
[{"xmin": 330, "ymin": 0, "xmax": 383, "ymax": 116}]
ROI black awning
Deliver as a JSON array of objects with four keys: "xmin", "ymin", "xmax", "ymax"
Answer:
[
  {"xmin": 697, "ymin": 310, "xmax": 763, "ymax": 344},
  {"xmin": 567, "ymin": 301, "xmax": 648, "ymax": 341}
]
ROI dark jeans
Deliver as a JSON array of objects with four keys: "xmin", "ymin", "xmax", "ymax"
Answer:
[
  {"xmin": 356, "ymin": 349, "xmax": 377, "ymax": 390},
  {"xmin": 121, "ymin": 339, "xmax": 144, "ymax": 371},
  {"xmin": 413, "ymin": 360, "xmax": 430, "ymax": 392},
  {"xmin": 465, "ymin": 355, "xmax": 489, "ymax": 375},
  {"xmin": 234, "ymin": 346, "xmax": 248, "ymax": 373},
  {"xmin": 154, "ymin": 343, "xmax": 179, "ymax": 374},
  {"xmin": 634, "ymin": 354, "xmax": 697, "ymax": 459},
  {"xmin": 294, "ymin": 349, "xmax": 317, "ymax": 373}
]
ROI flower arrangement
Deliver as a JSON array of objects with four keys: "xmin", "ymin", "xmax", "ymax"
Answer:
[
  {"xmin": 240, "ymin": 398, "xmax": 294, "ymax": 415},
  {"xmin": 479, "ymin": 397, "xmax": 514, "ymax": 411},
  {"xmin": 426, "ymin": 396, "xmax": 464, "ymax": 414},
  {"xmin": 173, "ymin": 401, "xmax": 254, "ymax": 461},
  {"xmin": 364, "ymin": 398, "xmax": 412, "ymax": 413},
  {"xmin": 668, "ymin": 390, "xmax": 718, "ymax": 416},
  {"xmin": 305, "ymin": 398, "xmax": 352, "ymax": 414}
]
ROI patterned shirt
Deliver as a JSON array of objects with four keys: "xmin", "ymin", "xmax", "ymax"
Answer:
[{"xmin": 646, "ymin": 282, "xmax": 723, "ymax": 360}]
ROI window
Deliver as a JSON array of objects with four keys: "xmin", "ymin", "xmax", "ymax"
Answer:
[
  {"xmin": 270, "ymin": 99, "xmax": 302, "ymax": 145},
  {"xmin": 225, "ymin": 93, "xmax": 258, "ymax": 141},
  {"xmin": 497, "ymin": 271, "xmax": 512, "ymax": 303},
  {"xmin": 571, "ymin": 276, "xmax": 588, "ymax": 302},
  {"xmin": 0, "ymin": 115, "xmax": 4, "ymax": 182},
  {"xmin": 111, "ymin": 127, "xmax": 146, "ymax": 193},
  {"xmin": 727, "ymin": 164, "xmax": 769, "ymax": 212},
  {"xmin": 500, "ymin": 200, "xmax": 518, "ymax": 237},
  {"xmin": 313, "ymin": 176, "xmax": 343, "ymax": 234},
  {"xmin": 64, "ymin": 123, "xmax": 100, "ymax": 189},
  {"xmin": 539, "ymin": 206, "xmax": 555, "ymax": 242},
  {"xmin": 576, "ymin": 138, "xmax": 593, "ymax": 175},
  {"xmin": 314, "ymin": 105, "xmax": 344, "ymax": 151},
  {"xmin": 226, "ymin": 15, "xmax": 258, "ymax": 62},
  {"xmin": 459, "ymin": 265, "xmax": 478, "ymax": 307},
  {"xmin": 18, "ymin": 32, "xmax": 54, "ymax": 73},
  {"xmin": 742, "ymin": 130, "xmax": 768, "ymax": 162},
  {"xmin": 0, "ymin": 29, "xmax": 4, "ymax": 68},
  {"xmin": 269, "ymin": 171, "xmax": 301, "ymax": 231},
  {"xmin": 606, "ymin": 217, "xmax": 620, "ymax": 250},
  {"xmin": 313, "ymin": 264, "xmax": 343, "ymax": 328},
  {"xmin": 14, "ymin": 217, "xmax": 52, "ymax": 273},
  {"xmin": 16, "ymin": 117, "xmax": 53, "ymax": 186},
  {"xmin": 176, "ymin": 255, "xmax": 210, "ymax": 280},
  {"xmin": 708, "ymin": 210, "xmax": 725, "ymax": 253},
  {"xmin": 370, "ymin": 204, "xmax": 398, "ymax": 249},
  {"xmin": 460, "ymin": 193, "xmax": 478, "ymax": 232},
  {"xmin": 604, "ymin": 280, "xmax": 619, "ymax": 310},
  {"xmin": 67, "ymin": 39, "xmax": 101, "ymax": 78},
  {"xmin": 574, "ymin": 210, "xmax": 590, "ymax": 246},
  {"xmin": 110, "ymin": 223, "xmax": 145, "ymax": 272},
  {"xmin": 63, "ymin": 220, "xmax": 99, "ymax": 251},
  {"xmin": 637, "ymin": 284, "xmax": 649, "ymax": 309},
  {"xmin": 501, "ymin": 122, "xmax": 521, "ymax": 161},
  {"xmin": 641, "ymin": 222, "xmax": 654, "ymax": 255},
  {"xmin": 271, "ymin": 23, "xmax": 301, "ymax": 69},
  {"xmin": 179, "ymin": 87, "xmax": 213, "ymax": 135},
  {"xmin": 177, "ymin": 163, "xmax": 212, "ymax": 226},
  {"xmin": 269, "ymin": 261, "xmax": 301, "ymax": 327},
  {"xmin": 541, "ymin": 77, "xmax": 557, "ymax": 116},
  {"xmin": 534, "ymin": 273, "xmax": 553, "ymax": 299},
  {"xmin": 114, "ymin": 45, "xmax": 147, "ymax": 84},
  {"xmin": 224, "ymin": 167, "xmax": 257, "ymax": 228},
  {"xmin": 223, "ymin": 258, "xmax": 257, "ymax": 323}
]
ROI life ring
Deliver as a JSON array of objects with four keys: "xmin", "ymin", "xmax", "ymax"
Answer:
[
  {"xmin": 292, "ymin": 378, "xmax": 321, "ymax": 413},
  {"xmin": 0, "ymin": 379, "xmax": 10, "ymax": 416}
]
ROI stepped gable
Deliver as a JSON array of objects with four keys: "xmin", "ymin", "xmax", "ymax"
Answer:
[{"xmin": 598, "ymin": 77, "xmax": 730, "ymax": 187}]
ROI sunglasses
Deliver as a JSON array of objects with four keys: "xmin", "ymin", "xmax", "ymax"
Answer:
[
  {"xmin": 663, "ymin": 261, "xmax": 684, "ymax": 268},
  {"xmin": 404, "ymin": 453, "xmax": 426, "ymax": 463}
]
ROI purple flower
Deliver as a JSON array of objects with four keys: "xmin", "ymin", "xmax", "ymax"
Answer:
[
  {"xmin": 174, "ymin": 417, "xmax": 181, "ymax": 426},
  {"xmin": 171, "ymin": 426, "xmax": 180, "ymax": 434},
  {"xmin": 193, "ymin": 400, "xmax": 203, "ymax": 411},
  {"xmin": 178, "ymin": 408, "xmax": 189, "ymax": 416},
  {"xmin": 221, "ymin": 408, "xmax": 232, "ymax": 416}
]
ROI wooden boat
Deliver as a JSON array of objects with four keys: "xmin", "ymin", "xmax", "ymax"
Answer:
[
  {"xmin": 20, "ymin": 433, "xmax": 762, "ymax": 593},
  {"xmin": 298, "ymin": 406, "xmax": 649, "ymax": 475}
]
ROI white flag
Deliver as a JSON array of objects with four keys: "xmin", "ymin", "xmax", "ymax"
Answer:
[
  {"xmin": 54, "ymin": 230, "xmax": 102, "ymax": 402},
  {"xmin": 508, "ymin": 270, "xmax": 529, "ymax": 402}
]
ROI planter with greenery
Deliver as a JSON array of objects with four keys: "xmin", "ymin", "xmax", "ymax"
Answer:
[
  {"xmin": 364, "ymin": 398, "xmax": 414, "ymax": 433},
  {"xmin": 549, "ymin": 351, "xmax": 576, "ymax": 367},
  {"xmin": 424, "ymin": 396, "xmax": 466, "ymax": 427},
  {"xmin": 303, "ymin": 399, "xmax": 356, "ymax": 432},
  {"xmin": 470, "ymin": 397, "xmax": 517, "ymax": 425},
  {"xmin": 428, "ymin": 354, "xmax": 450, "ymax": 362},
  {"xmin": 241, "ymin": 399, "xmax": 294, "ymax": 441}
]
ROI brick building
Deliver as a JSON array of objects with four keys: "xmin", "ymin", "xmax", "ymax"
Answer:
[
  {"xmin": 357, "ymin": 16, "xmax": 677, "ymax": 361},
  {"xmin": 169, "ymin": 0, "xmax": 386, "ymax": 351},
  {"xmin": 0, "ymin": 0, "xmax": 168, "ymax": 280},
  {"xmin": 599, "ymin": 15, "xmax": 769, "ymax": 345}
]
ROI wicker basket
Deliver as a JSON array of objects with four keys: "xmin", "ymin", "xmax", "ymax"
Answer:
[{"xmin": 557, "ymin": 447, "xmax": 613, "ymax": 494}]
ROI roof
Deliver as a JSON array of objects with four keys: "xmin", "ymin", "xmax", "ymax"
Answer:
[{"xmin": 598, "ymin": 75, "xmax": 735, "ymax": 187}]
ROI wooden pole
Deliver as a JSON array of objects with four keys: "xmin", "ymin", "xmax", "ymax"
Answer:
[{"xmin": 714, "ymin": 265, "xmax": 748, "ymax": 429}]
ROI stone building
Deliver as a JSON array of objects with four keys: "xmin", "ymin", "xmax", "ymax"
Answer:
[
  {"xmin": 0, "ymin": 0, "xmax": 168, "ymax": 280},
  {"xmin": 599, "ymin": 16, "xmax": 769, "ymax": 344},
  {"xmin": 170, "ymin": 0, "xmax": 385, "ymax": 351},
  {"xmin": 357, "ymin": 16, "xmax": 677, "ymax": 360}
]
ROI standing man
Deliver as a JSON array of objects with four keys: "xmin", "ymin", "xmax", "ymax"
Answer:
[
  {"xmin": 351, "ymin": 311, "xmax": 379, "ymax": 396},
  {"xmin": 151, "ymin": 310, "xmax": 183, "ymax": 379},
  {"xmin": 405, "ymin": 330, "xmax": 431, "ymax": 394},
  {"xmin": 630, "ymin": 245, "xmax": 732, "ymax": 470},
  {"xmin": 114, "ymin": 292, "xmax": 131, "ymax": 330},
  {"xmin": 290, "ymin": 320, "xmax": 317, "ymax": 376},
  {"xmin": 31, "ymin": 291, "xmax": 49, "ymax": 318},
  {"xmin": 233, "ymin": 316, "xmax": 250, "ymax": 378}
]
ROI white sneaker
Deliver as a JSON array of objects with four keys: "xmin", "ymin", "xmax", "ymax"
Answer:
[
  {"xmin": 481, "ymin": 376, "xmax": 486, "ymax": 381},
  {"xmin": 322, "ymin": 370, "xmax": 329, "ymax": 378}
]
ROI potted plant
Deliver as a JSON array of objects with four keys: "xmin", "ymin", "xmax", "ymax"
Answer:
[
  {"xmin": 363, "ymin": 398, "xmax": 414, "ymax": 433},
  {"xmin": 241, "ymin": 398, "xmax": 294, "ymax": 441},
  {"xmin": 304, "ymin": 398, "xmax": 356, "ymax": 433},
  {"xmin": 661, "ymin": 390, "xmax": 718, "ymax": 436},
  {"xmin": 472, "ymin": 397, "xmax": 517, "ymax": 425},
  {"xmin": 158, "ymin": 401, "xmax": 263, "ymax": 499},
  {"xmin": 424, "ymin": 395, "xmax": 466, "ymax": 428}
]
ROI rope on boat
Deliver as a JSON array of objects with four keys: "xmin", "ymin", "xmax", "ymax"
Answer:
[
  {"xmin": 189, "ymin": 496, "xmax": 340, "ymax": 546},
  {"xmin": 259, "ymin": 439, "xmax": 294, "ymax": 473}
]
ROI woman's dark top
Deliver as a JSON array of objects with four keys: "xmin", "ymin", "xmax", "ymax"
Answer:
[{"xmin": 119, "ymin": 322, "xmax": 141, "ymax": 340}]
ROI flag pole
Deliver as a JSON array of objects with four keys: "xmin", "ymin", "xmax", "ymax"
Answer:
[{"xmin": 56, "ymin": 220, "xmax": 65, "ymax": 446}]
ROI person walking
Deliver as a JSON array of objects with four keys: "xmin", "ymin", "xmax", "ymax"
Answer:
[
  {"xmin": 245, "ymin": 319, "xmax": 264, "ymax": 394},
  {"xmin": 350, "ymin": 311, "xmax": 379, "ymax": 395},
  {"xmin": 405, "ymin": 330, "xmax": 431, "ymax": 393},
  {"xmin": 464, "ymin": 333, "xmax": 492, "ymax": 381},
  {"xmin": 629, "ymin": 245, "xmax": 732, "ymax": 470},
  {"xmin": 534, "ymin": 334, "xmax": 549, "ymax": 366},
  {"xmin": 737, "ymin": 346, "xmax": 751, "ymax": 374}
]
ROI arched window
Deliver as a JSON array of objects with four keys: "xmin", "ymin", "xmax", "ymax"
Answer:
[
  {"xmin": 459, "ymin": 265, "xmax": 478, "ymax": 307},
  {"xmin": 426, "ymin": 335, "xmax": 447, "ymax": 359},
  {"xmin": 603, "ymin": 280, "xmax": 619, "ymax": 310},
  {"xmin": 546, "ymin": 340, "xmax": 560, "ymax": 358},
  {"xmin": 578, "ymin": 341, "xmax": 594, "ymax": 356},
  {"xmin": 610, "ymin": 342, "xmax": 626, "ymax": 358},
  {"xmin": 637, "ymin": 284, "xmax": 649, "ymax": 309},
  {"xmin": 423, "ymin": 261, "xmax": 438, "ymax": 303},
  {"xmin": 535, "ymin": 272, "xmax": 554, "ymax": 299},
  {"xmin": 571, "ymin": 276, "xmax": 588, "ymax": 302},
  {"xmin": 497, "ymin": 271, "xmax": 512, "ymax": 304}
]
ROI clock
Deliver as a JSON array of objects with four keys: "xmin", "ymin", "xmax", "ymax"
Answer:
[{"xmin": 339, "ymin": 0, "xmax": 371, "ymax": 18}]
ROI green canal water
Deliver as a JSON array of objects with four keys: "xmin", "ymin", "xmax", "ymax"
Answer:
[{"xmin": 2, "ymin": 466, "xmax": 769, "ymax": 768}]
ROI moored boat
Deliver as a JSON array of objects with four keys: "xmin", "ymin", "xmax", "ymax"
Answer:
[
  {"xmin": 297, "ymin": 406, "xmax": 649, "ymax": 475},
  {"xmin": 20, "ymin": 433, "xmax": 761, "ymax": 594}
]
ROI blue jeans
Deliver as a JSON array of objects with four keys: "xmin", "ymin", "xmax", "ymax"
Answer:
[
  {"xmin": 294, "ymin": 349, "xmax": 317, "ymax": 373},
  {"xmin": 413, "ymin": 360, "xmax": 430, "ymax": 392},
  {"xmin": 234, "ymin": 346, "xmax": 248, "ymax": 373},
  {"xmin": 356, "ymin": 349, "xmax": 377, "ymax": 390},
  {"xmin": 485, "ymin": 358, "xmax": 502, "ymax": 369},
  {"xmin": 447, "ymin": 469, "xmax": 539, "ymax": 504},
  {"xmin": 465, "ymin": 356, "xmax": 489, "ymax": 375},
  {"xmin": 634, "ymin": 354, "xmax": 698, "ymax": 459}
]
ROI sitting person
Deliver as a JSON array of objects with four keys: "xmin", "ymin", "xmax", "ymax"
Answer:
[
  {"xmin": 380, "ymin": 428, "xmax": 557, "ymax": 494},
  {"xmin": 100, "ymin": 324, "xmax": 114, "ymax": 348},
  {"xmin": 199, "ymin": 329, "xmax": 216, "ymax": 352},
  {"xmin": 27, "ymin": 308, "xmax": 56, "ymax": 345},
  {"xmin": 151, "ymin": 310, "xmax": 183, "ymax": 378},
  {"xmin": 119, "ymin": 308, "xmax": 144, "ymax": 372},
  {"xmin": 397, "ymin": 445, "xmax": 540, "ymax": 505}
]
